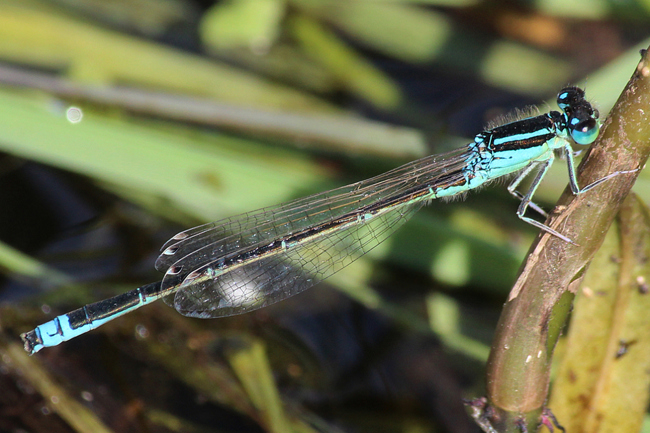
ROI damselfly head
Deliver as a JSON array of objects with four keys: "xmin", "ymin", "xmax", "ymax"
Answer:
[{"xmin": 557, "ymin": 87, "xmax": 600, "ymax": 145}]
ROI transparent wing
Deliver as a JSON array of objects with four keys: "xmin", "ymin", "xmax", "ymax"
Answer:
[{"xmin": 156, "ymin": 147, "xmax": 473, "ymax": 318}]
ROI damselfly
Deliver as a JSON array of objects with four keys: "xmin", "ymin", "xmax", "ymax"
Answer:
[{"xmin": 21, "ymin": 87, "xmax": 628, "ymax": 354}]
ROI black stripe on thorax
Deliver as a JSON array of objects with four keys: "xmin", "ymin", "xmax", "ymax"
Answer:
[{"xmin": 483, "ymin": 114, "xmax": 558, "ymax": 152}]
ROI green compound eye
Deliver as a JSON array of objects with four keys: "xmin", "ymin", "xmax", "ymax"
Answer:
[{"xmin": 569, "ymin": 116, "xmax": 599, "ymax": 145}]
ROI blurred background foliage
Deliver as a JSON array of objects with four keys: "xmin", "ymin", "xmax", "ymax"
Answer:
[{"xmin": 0, "ymin": 0, "xmax": 649, "ymax": 432}]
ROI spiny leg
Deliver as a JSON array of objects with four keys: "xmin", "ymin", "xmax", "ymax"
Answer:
[
  {"xmin": 509, "ymin": 146, "xmax": 637, "ymax": 245},
  {"xmin": 514, "ymin": 157, "xmax": 577, "ymax": 245},
  {"xmin": 563, "ymin": 144, "xmax": 639, "ymax": 194},
  {"xmin": 508, "ymin": 162, "xmax": 549, "ymax": 218}
]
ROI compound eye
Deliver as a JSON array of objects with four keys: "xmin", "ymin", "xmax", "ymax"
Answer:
[
  {"xmin": 557, "ymin": 91, "xmax": 570, "ymax": 111},
  {"xmin": 569, "ymin": 116, "xmax": 599, "ymax": 145}
]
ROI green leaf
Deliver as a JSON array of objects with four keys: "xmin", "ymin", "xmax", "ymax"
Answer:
[
  {"xmin": 550, "ymin": 194, "xmax": 650, "ymax": 432},
  {"xmin": 200, "ymin": 0, "xmax": 285, "ymax": 52}
]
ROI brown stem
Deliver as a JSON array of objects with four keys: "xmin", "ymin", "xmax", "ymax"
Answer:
[{"xmin": 480, "ymin": 48, "xmax": 650, "ymax": 432}]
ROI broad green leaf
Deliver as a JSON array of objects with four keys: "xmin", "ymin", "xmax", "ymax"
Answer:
[
  {"xmin": 550, "ymin": 194, "xmax": 650, "ymax": 432},
  {"xmin": 200, "ymin": 0, "xmax": 285, "ymax": 52}
]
